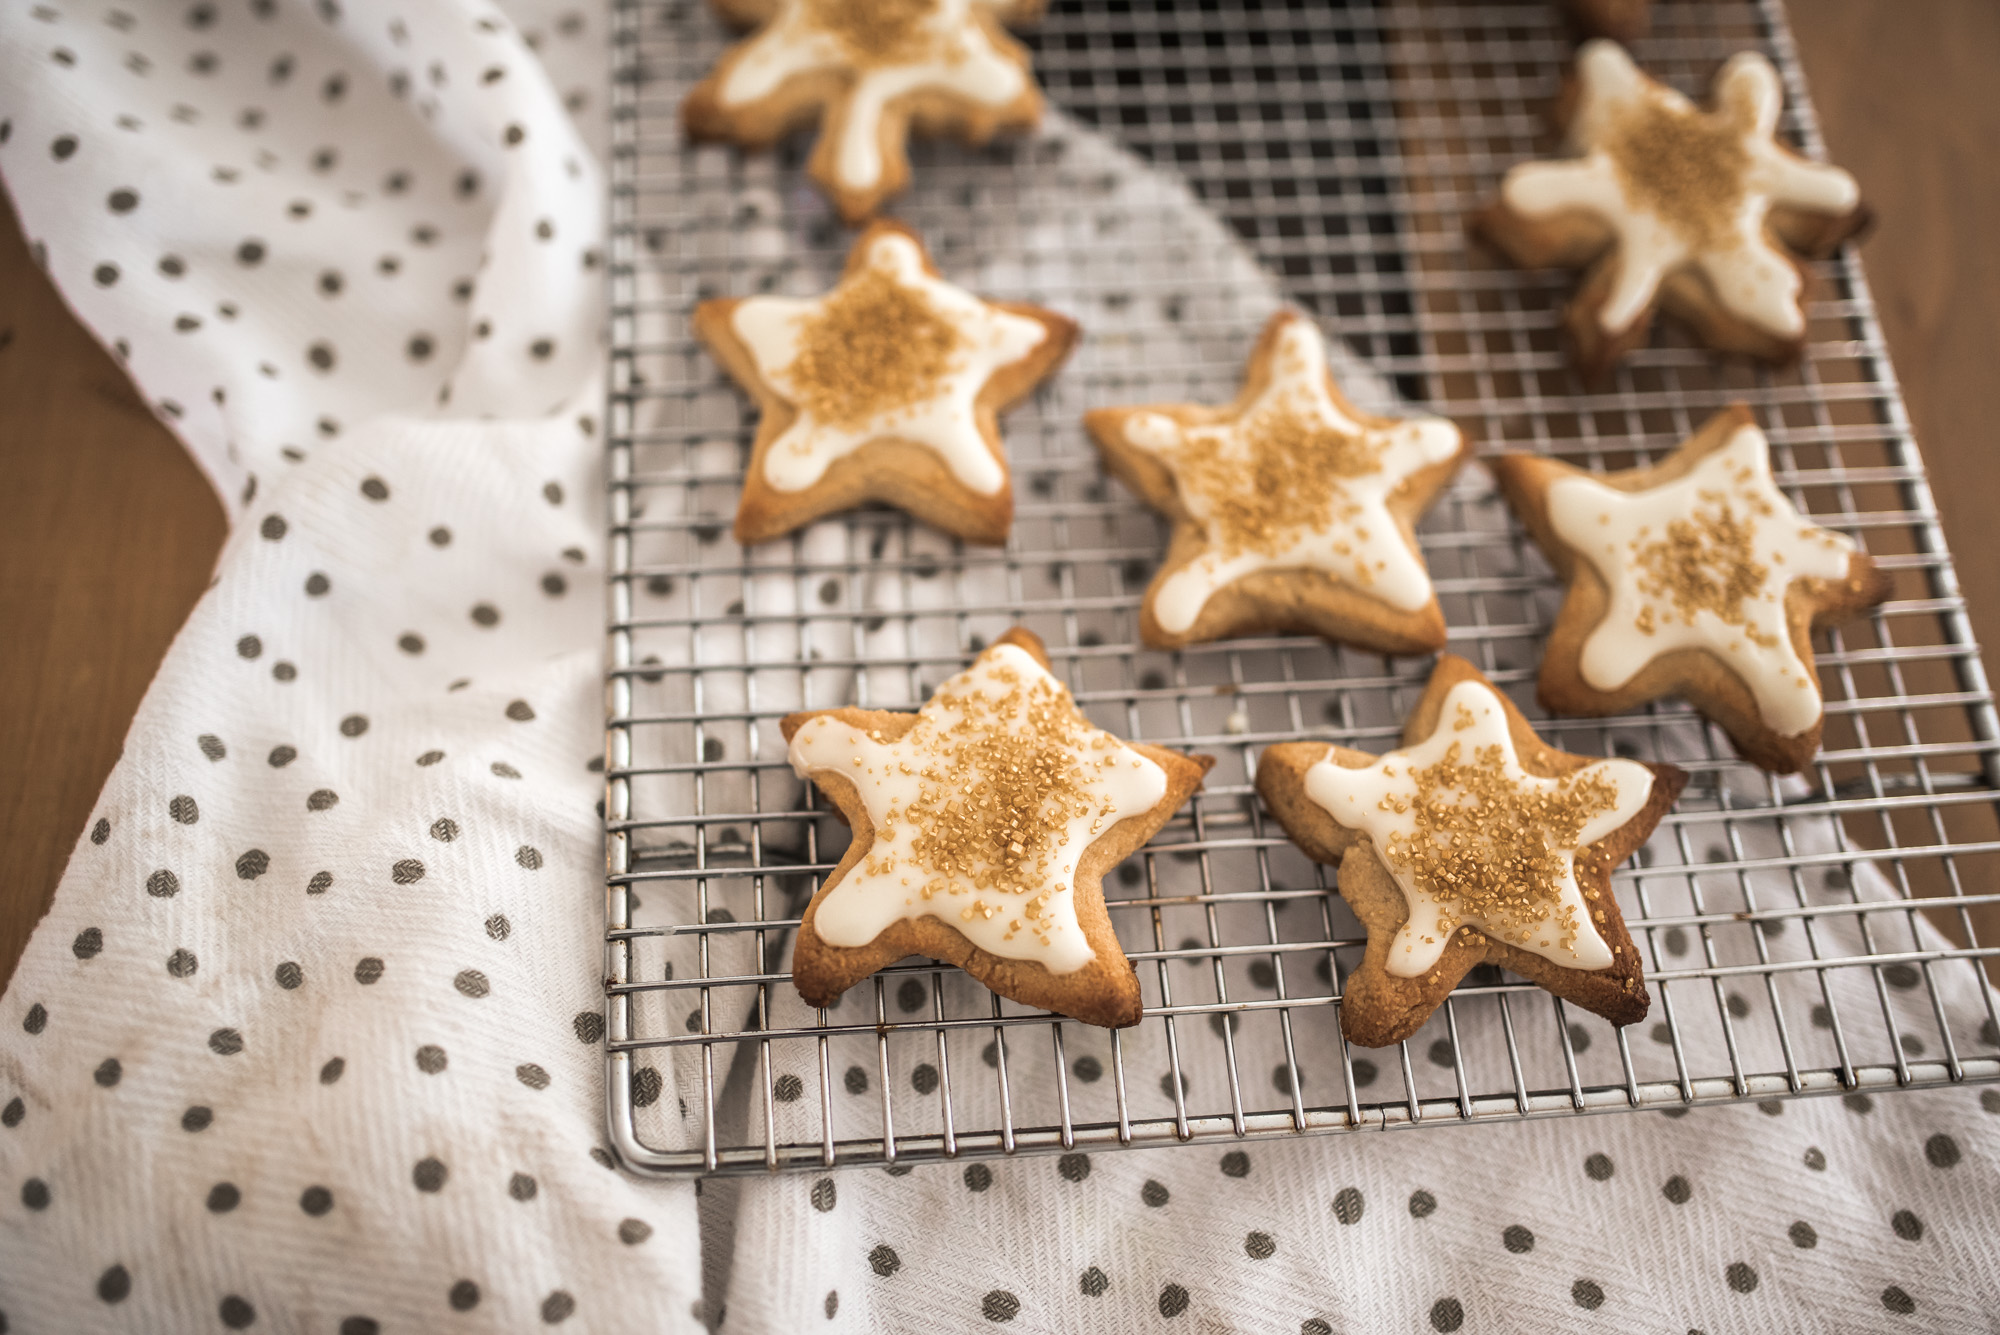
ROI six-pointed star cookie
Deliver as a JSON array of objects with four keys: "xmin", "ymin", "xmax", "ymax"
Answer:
[
  {"xmin": 695, "ymin": 220, "xmax": 1077, "ymax": 545},
  {"xmin": 783, "ymin": 628, "xmax": 1212, "ymax": 1027},
  {"xmin": 1474, "ymin": 40, "xmax": 1868, "ymax": 384},
  {"xmin": 1085, "ymin": 311, "xmax": 1468, "ymax": 655},
  {"xmin": 1257, "ymin": 655, "xmax": 1684, "ymax": 1048},
  {"xmin": 682, "ymin": 0, "xmax": 1043, "ymax": 223},
  {"xmin": 1490, "ymin": 404, "xmax": 1890, "ymax": 773}
]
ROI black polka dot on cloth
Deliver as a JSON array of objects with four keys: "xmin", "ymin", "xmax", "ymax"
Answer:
[
  {"xmin": 1583, "ymin": 1152, "xmax": 1614, "ymax": 1181},
  {"xmin": 354, "ymin": 957, "xmax": 385, "ymax": 985},
  {"xmin": 1080, "ymin": 1266, "xmax": 1109, "ymax": 1298},
  {"xmin": 630, "ymin": 1067, "xmax": 662, "ymax": 1108},
  {"xmin": 208, "ymin": 1028, "xmax": 244, "ymax": 1056},
  {"xmin": 22, "ymin": 1177, "xmax": 52, "ymax": 1210},
  {"xmin": 1158, "ymin": 1283, "xmax": 1191, "ymax": 1318},
  {"xmin": 1924, "ymin": 1133, "xmax": 1960, "ymax": 1168},
  {"xmin": 868, "ymin": 1244, "xmax": 901, "ymax": 1277},
  {"xmin": 415, "ymin": 1045, "xmax": 448, "ymax": 1074},
  {"xmin": 320, "ymin": 1058, "xmax": 346, "ymax": 1085},
  {"xmin": 1332, "ymin": 1186, "xmax": 1363, "ymax": 1225},
  {"xmin": 1502, "ymin": 1224, "xmax": 1535, "ymax": 1254},
  {"xmin": 981, "ymin": 1290, "xmax": 1020, "ymax": 1322},
  {"xmin": 23, "ymin": 1002, "xmax": 48, "ymax": 1034},
  {"xmin": 2, "ymin": 1098, "xmax": 23, "ymax": 1128},
  {"xmin": 91, "ymin": 818, "xmax": 110, "ymax": 845},
  {"xmin": 207, "ymin": 1182, "xmax": 241, "ymax": 1213},
  {"xmin": 1571, "ymin": 1279, "xmax": 1605, "ymax": 1311},
  {"xmin": 1725, "ymin": 1261, "xmax": 1759, "ymax": 1293},
  {"xmin": 1057, "ymin": 1153, "xmax": 1090, "ymax": 1183},
  {"xmin": 618, "ymin": 1217, "xmax": 651, "ymax": 1244},
  {"xmin": 98, "ymin": 1264, "xmax": 133, "ymax": 1303},
  {"xmin": 1429, "ymin": 1297, "xmax": 1464, "ymax": 1332},
  {"xmin": 1663, "ymin": 1175, "xmax": 1692, "ymax": 1204},
  {"xmin": 182, "ymin": 1105, "xmax": 213, "ymax": 1132},
  {"xmin": 824, "ymin": 1291, "xmax": 839, "ymax": 1319},
  {"xmin": 73, "ymin": 927, "xmax": 105, "ymax": 959},
  {"xmin": 1408, "ymin": 1189, "xmax": 1437, "ymax": 1218},
  {"xmin": 1220, "ymin": 1150, "xmax": 1250, "ymax": 1178},
  {"xmin": 449, "ymin": 1280, "xmax": 480, "ymax": 1311},
  {"xmin": 1789, "ymin": 1220, "xmax": 1818, "ymax": 1248},
  {"xmin": 340, "ymin": 1320, "xmax": 380, "ymax": 1335},
  {"xmin": 574, "ymin": 1011, "xmax": 606, "ymax": 1044},
  {"xmin": 147, "ymin": 869, "xmax": 180, "ymax": 898},
  {"xmin": 300, "ymin": 1185, "xmax": 334, "ymax": 1216},
  {"xmin": 412, "ymin": 1157, "xmax": 449, "ymax": 1192},
  {"xmin": 1882, "ymin": 1286, "xmax": 1917, "ymax": 1316},
  {"xmin": 1245, "ymin": 1231, "xmax": 1276, "ymax": 1259}
]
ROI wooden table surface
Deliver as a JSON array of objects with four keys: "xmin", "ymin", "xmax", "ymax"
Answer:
[{"xmin": 4, "ymin": 1, "xmax": 1998, "ymax": 990}]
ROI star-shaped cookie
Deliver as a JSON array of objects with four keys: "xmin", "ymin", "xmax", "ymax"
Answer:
[
  {"xmin": 1490, "ymin": 404, "xmax": 1890, "ymax": 773},
  {"xmin": 1473, "ymin": 41, "xmax": 1869, "ymax": 384},
  {"xmin": 784, "ymin": 628, "xmax": 1212, "ymax": 1027},
  {"xmin": 695, "ymin": 220, "xmax": 1076, "ymax": 545},
  {"xmin": 1257, "ymin": 655, "xmax": 1684, "ymax": 1048},
  {"xmin": 682, "ymin": 0, "xmax": 1044, "ymax": 223},
  {"xmin": 1084, "ymin": 311, "xmax": 1469, "ymax": 655}
]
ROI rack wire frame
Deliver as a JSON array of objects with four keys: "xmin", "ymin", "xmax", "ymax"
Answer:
[{"xmin": 600, "ymin": 0, "xmax": 2000, "ymax": 1176}]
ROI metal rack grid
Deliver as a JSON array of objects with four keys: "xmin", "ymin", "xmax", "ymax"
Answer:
[{"xmin": 601, "ymin": 0, "xmax": 2000, "ymax": 1176}]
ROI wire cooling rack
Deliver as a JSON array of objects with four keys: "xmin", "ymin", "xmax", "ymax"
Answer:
[{"xmin": 600, "ymin": 0, "xmax": 2000, "ymax": 1175}]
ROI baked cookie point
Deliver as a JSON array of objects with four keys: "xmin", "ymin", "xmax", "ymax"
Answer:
[
  {"xmin": 1257, "ymin": 655, "xmax": 1682, "ymax": 1047},
  {"xmin": 1086, "ymin": 310, "xmax": 1468, "ymax": 655},
  {"xmin": 697, "ymin": 221, "xmax": 1076, "ymax": 545},
  {"xmin": 1490, "ymin": 406, "xmax": 1889, "ymax": 772},
  {"xmin": 1474, "ymin": 41, "xmax": 1866, "ymax": 383},
  {"xmin": 784, "ymin": 627, "xmax": 1211, "ymax": 1027},
  {"xmin": 682, "ymin": 0, "xmax": 1044, "ymax": 222}
]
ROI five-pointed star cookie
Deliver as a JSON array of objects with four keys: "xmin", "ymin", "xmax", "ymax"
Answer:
[
  {"xmin": 1474, "ymin": 40, "xmax": 1869, "ymax": 384},
  {"xmin": 695, "ymin": 220, "xmax": 1077, "ymax": 544},
  {"xmin": 783, "ymin": 628, "xmax": 1212, "ymax": 1027},
  {"xmin": 682, "ymin": 0, "xmax": 1043, "ymax": 223},
  {"xmin": 1084, "ymin": 311, "xmax": 1469, "ymax": 655},
  {"xmin": 1491, "ymin": 404, "xmax": 1890, "ymax": 773},
  {"xmin": 1257, "ymin": 655, "xmax": 1684, "ymax": 1048}
]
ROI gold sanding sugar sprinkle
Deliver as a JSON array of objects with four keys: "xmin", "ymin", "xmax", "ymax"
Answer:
[
  {"xmin": 804, "ymin": 0, "xmax": 940, "ymax": 65},
  {"xmin": 1172, "ymin": 395, "xmax": 1387, "ymax": 560},
  {"xmin": 1607, "ymin": 96, "xmax": 1751, "ymax": 249},
  {"xmin": 855, "ymin": 665, "xmax": 1124, "ymax": 916},
  {"xmin": 786, "ymin": 266, "xmax": 964, "ymax": 431},
  {"xmin": 1380, "ymin": 740, "xmax": 1623, "ymax": 955},
  {"xmin": 1630, "ymin": 487, "xmax": 1774, "ymax": 645}
]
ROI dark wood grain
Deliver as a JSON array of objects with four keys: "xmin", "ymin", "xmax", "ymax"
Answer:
[
  {"xmin": 2, "ymin": 2, "xmax": 1996, "ymax": 990},
  {"xmin": 0, "ymin": 188, "xmax": 227, "ymax": 988}
]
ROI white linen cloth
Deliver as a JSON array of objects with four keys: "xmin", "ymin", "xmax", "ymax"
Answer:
[{"xmin": 1, "ymin": 2, "xmax": 1995, "ymax": 1333}]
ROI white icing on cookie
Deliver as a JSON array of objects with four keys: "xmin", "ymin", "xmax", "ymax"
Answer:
[
  {"xmin": 1118, "ymin": 317, "xmax": 1461, "ymax": 633},
  {"xmin": 716, "ymin": 0, "xmax": 1029, "ymax": 191},
  {"xmin": 1546, "ymin": 421, "xmax": 1857, "ymax": 738},
  {"xmin": 730, "ymin": 231, "xmax": 1050, "ymax": 495},
  {"xmin": 789, "ymin": 643, "xmax": 1168, "ymax": 975},
  {"xmin": 1304, "ymin": 680, "xmax": 1653, "ymax": 978},
  {"xmin": 1500, "ymin": 41, "xmax": 1859, "ymax": 339}
]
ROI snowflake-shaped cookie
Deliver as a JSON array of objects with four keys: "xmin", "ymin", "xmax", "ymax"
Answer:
[
  {"xmin": 1477, "ymin": 41, "xmax": 1867, "ymax": 382},
  {"xmin": 1085, "ymin": 311, "xmax": 1467, "ymax": 654},
  {"xmin": 1257, "ymin": 655, "xmax": 1682, "ymax": 1047},
  {"xmin": 695, "ymin": 221, "xmax": 1075, "ymax": 544},
  {"xmin": 784, "ymin": 629, "xmax": 1212, "ymax": 1027},
  {"xmin": 683, "ymin": 0, "xmax": 1043, "ymax": 222},
  {"xmin": 1491, "ymin": 405, "xmax": 1891, "ymax": 772}
]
